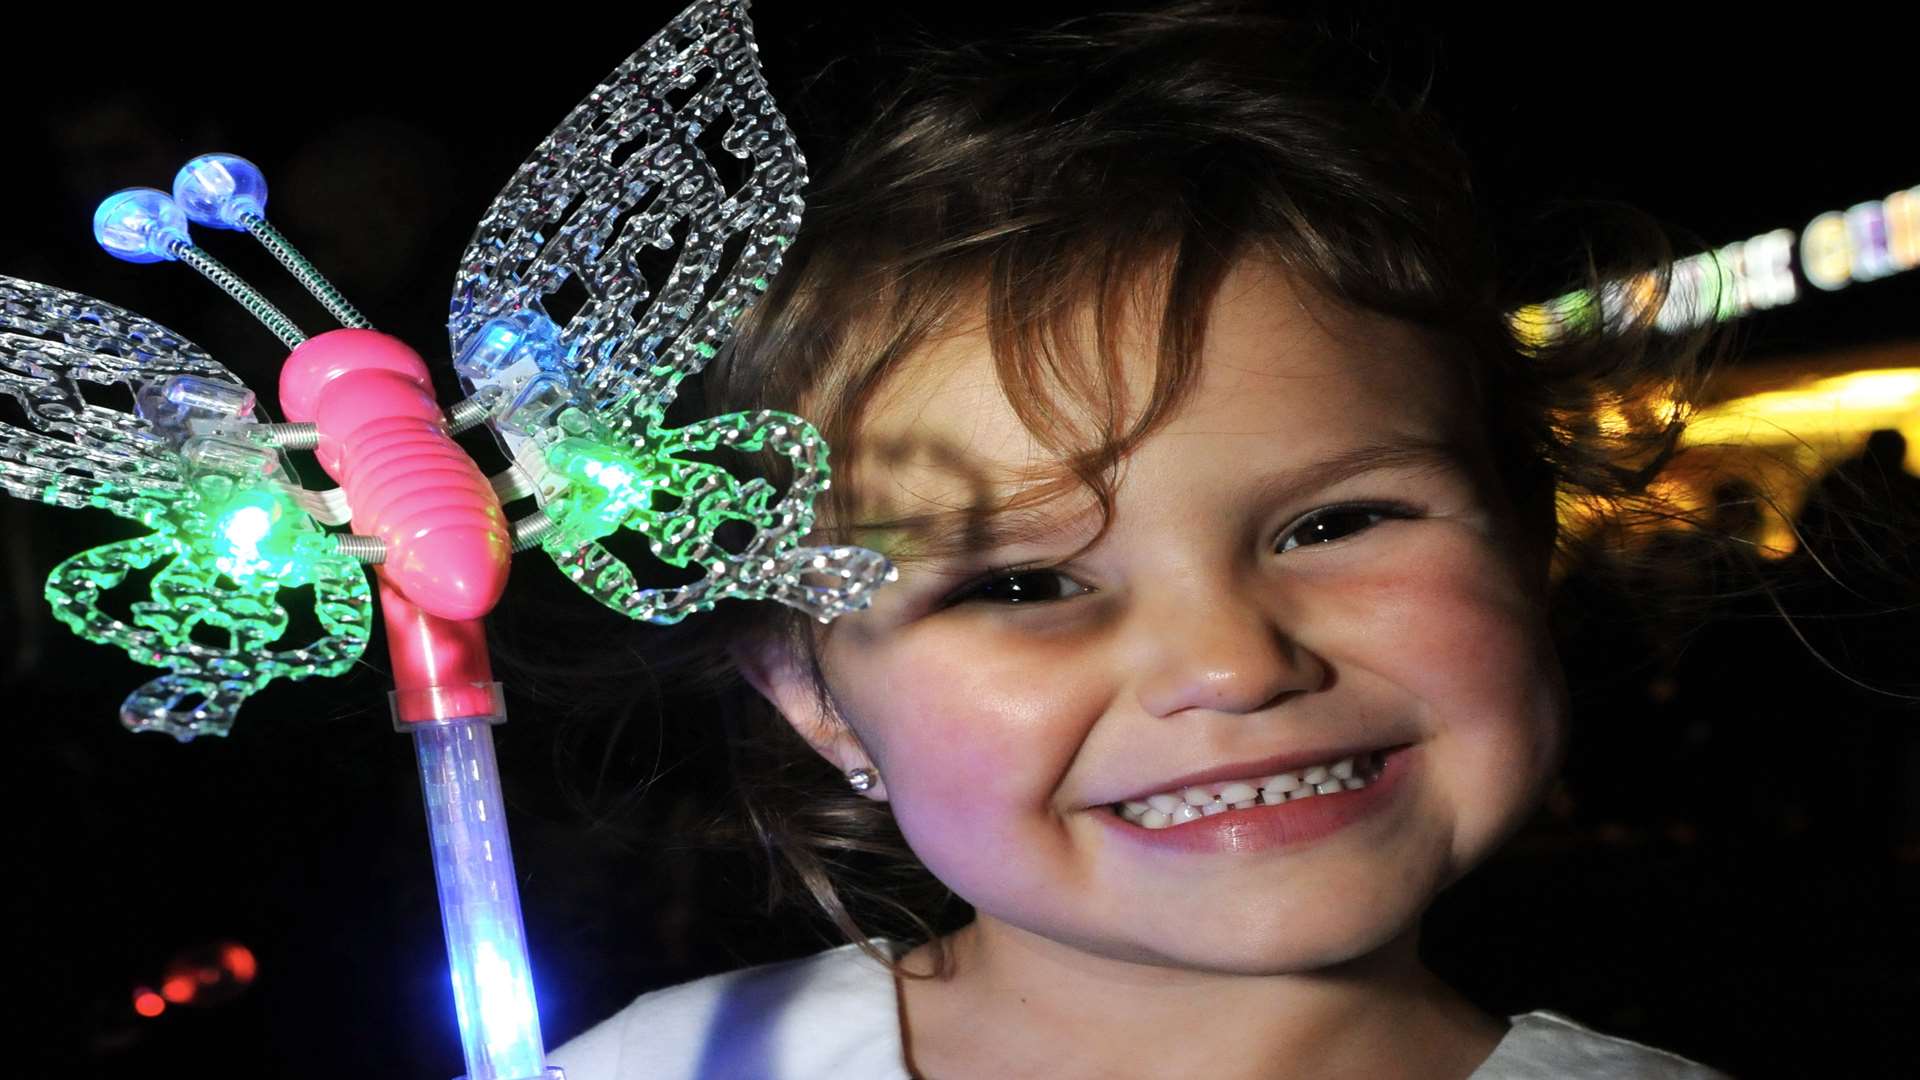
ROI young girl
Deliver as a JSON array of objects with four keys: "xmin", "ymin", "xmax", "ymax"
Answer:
[{"xmin": 548, "ymin": 5, "xmax": 1739, "ymax": 1076}]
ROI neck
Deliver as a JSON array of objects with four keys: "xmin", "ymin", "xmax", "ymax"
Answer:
[{"xmin": 896, "ymin": 917, "xmax": 1506, "ymax": 1080}]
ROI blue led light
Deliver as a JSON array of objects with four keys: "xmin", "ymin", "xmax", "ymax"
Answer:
[
  {"xmin": 453, "ymin": 310, "xmax": 568, "ymax": 383},
  {"xmin": 470, "ymin": 323, "xmax": 525, "ymax": 373},
  {"xmin": 93, "ymin": 189, "xmax": 192, "ymax": 264},
  {"xmin": 172, "ymin": 153, "xmax": 269, "ymax": 230}
]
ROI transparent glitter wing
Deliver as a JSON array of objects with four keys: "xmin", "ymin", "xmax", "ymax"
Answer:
[
  {"xmin": 0, "ymin": 273, "xmax": 373, "ymax": 738},
  {"xmin": 0, "ymin": 274, "xmax": 235, "ymax": 515},
  {"xmin": 448, "ymin": 0, "xmax": 798, "ymax": 412},
  {"xmin": 450, "ymin": 0, "xmax": 893, "ymax": 623}
]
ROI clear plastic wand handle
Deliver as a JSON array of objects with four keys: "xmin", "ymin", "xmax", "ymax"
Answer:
[{"xmin": 398, "ymin": 685, "xmax": 563, "ymax": 1080}]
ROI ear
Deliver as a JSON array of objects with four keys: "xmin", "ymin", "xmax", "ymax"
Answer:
[{"xmin": 729, "ymin": 629, "xmax": 888, "ymax": 801}]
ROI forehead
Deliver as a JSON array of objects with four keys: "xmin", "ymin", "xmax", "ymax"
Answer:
[{"xmin": 842, "ymin": 260, "xmax": 1480, "ymax": 543}]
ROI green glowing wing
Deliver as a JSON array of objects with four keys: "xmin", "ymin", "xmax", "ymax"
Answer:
[
  {"xmin": 1, "ymin": 274, "xmax": 374, "ymax": 738},
  {"xmin": 45, "ymin": 531, "xmax": 372, "ymax": 741},
  {"xmin": 539, "ymin": 409, "xmax": 892, "ymax": 624}
]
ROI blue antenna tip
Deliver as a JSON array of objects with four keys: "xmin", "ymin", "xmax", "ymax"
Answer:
[
  {"xmin": 93, "ymin": 188, "xmax": 192, "ymax": 263},
  {"xmin": 172, "ymin": 153, "xmax": 268, "ymax": 230}
]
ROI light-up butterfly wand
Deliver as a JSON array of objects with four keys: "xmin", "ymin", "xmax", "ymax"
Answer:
[{"xmin": 0, "ymin": 2, "xmax": 894, "ymax": 1077}]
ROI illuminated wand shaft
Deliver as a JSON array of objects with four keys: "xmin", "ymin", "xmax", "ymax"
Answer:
[{"xmin": 405, "ymin": 689, "xmax": 552, "ymax": 1080}]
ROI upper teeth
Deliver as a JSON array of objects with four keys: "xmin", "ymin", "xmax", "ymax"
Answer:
[{"xmin": 1115, "ymin": 752, "xmax": 1383, "ymax": 829}]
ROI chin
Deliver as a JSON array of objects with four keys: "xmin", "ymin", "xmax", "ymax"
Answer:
[
  {"xmin": 1015, "ymin": 888, "xmax": 1434, "ymax": 978},
  {"xmin": 1172, "ymin": 906, "xmax": 1425, "ymax": 976}
]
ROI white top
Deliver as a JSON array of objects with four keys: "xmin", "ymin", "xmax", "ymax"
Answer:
[{"xmin": 549, "ymin": 941, "xmax": 1732, "ymax": 1079}]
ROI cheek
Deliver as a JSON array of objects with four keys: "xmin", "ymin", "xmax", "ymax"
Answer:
[
  {"xmin": 1338, "ymin": 529, "xmax": 1569, "ymax": 841},
  {"xmin": 836, "ymin": 627, "xmax": 1113, "ymax": 884}
]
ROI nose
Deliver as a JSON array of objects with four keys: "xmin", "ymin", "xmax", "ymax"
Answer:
[{"xmin": 1133, "ymin": 580, "xmax": 1328, "ymax": 719}]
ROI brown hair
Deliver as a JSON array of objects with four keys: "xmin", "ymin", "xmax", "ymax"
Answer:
[{"xmin": 535, "ymin": 2, "xmax": 1913, "ymax": 978}]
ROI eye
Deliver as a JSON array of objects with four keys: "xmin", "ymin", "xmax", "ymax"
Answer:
[
  {"xmin": 942, "ymin": 567, "xmax": 1088, "ymax": 607},
  {"xmin": 1277, "ymin": 504, "xmax": 1409, "ymax": 554}
]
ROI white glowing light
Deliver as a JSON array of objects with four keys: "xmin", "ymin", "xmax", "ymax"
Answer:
[
  {"xmin": 1513, "ymin": 182, "xmax": 1920, "ymax": 346},
  {"xmin": 221, "ymin": 505, "xmax": 272, "ymax": 548}
]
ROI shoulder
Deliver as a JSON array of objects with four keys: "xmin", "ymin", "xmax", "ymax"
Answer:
[
  {"xmin": 547, "ymin": 940, "xmax": 909, "ymax": 1080},
  {"xmin": 1473, "ymin": 1010, "xmax": 1733, "ymax": 1079}
]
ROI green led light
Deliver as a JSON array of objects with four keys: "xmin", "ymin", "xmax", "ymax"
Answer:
[
  {"xmin": 542, "ymin": 436, "xmax": 660, "ymax": 547},
  {"xmin": 207, "ymin": 486, "xmax": 311, "ymax": 581},
  {"xmin": 539, "ymin": 416, "xmax": 776, "ymax": 575}
]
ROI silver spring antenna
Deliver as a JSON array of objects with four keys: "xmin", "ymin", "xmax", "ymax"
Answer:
[
  {"xmin": 172, "ymin": 153, "xmax": 371, "ymax": 329},
  {"xmin": 92, "ymin": 186, "xmax": 308, "ymax": 348},
  {"xmin": 166, "ymin": 239, "xmax": 309, "ymax": 348}
]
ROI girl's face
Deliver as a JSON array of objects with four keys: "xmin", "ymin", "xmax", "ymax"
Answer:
[{"xmin": 751, "ymin": 259, "xmax": 1569, "ymax": 974}]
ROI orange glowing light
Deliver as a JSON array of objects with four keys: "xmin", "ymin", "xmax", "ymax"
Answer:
[
  {"xmin": 133, "ymin": 988, "xmax": 166, "ymax": 1018},
  {"xmin": 1544, "ymin": 347, "xmax": 1920, "ymax": 580},
  {"xmin": 221, "ymin": 943, "xmax": 258, "ymax": 984},
  {"xmin": 160, "ymin": 975, "xmax": 197, "ymax": 1004}
]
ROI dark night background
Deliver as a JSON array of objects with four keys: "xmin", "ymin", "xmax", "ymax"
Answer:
[{"xmin": 4, "ymin": 3, "xmax": 1916, "ymax": 1077}]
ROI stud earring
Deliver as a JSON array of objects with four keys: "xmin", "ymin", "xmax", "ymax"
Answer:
[{"xmin": 846, "ymin": 766, "xmax": 879, "ymax": 793}]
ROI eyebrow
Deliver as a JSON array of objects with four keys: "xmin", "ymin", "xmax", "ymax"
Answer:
[
  {"xmin": 861, "ymin": 432, "xmax": 1475, "ymax": 569},
  {"xmin": 1234, "ymin": 432, "xmax": 1474, "ymax": 516}
]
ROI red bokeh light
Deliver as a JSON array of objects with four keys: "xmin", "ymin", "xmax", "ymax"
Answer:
[
  {"xmin": 160, "ymin": 975, "xmax": 197, "ymax": 1004},
  {"xmin": 139, "ymin": 940, "xmax": 258, "ymax": 1015},
  {"xmin": 221, "ymin": 943, "xmax": 257, "ymax": 984}
]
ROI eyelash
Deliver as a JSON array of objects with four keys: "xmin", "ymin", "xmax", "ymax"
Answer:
[{"xmin": 939, "ymin": 501, "xmax": 1418, "ymax": 608}]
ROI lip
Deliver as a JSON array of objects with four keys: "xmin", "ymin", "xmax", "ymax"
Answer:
[
  {"xmin": 1093, "ymin": 744, "xmax": 1414, "ymax": 855},
  {"xmin": 1101, "ymin": 741, "xmax": 1412, "ymax": 807}
]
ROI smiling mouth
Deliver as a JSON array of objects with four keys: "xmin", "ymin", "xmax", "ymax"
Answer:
[{"xmin": 1113, "ymin": 749, "xmax": 1392, "ymax": 829}]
